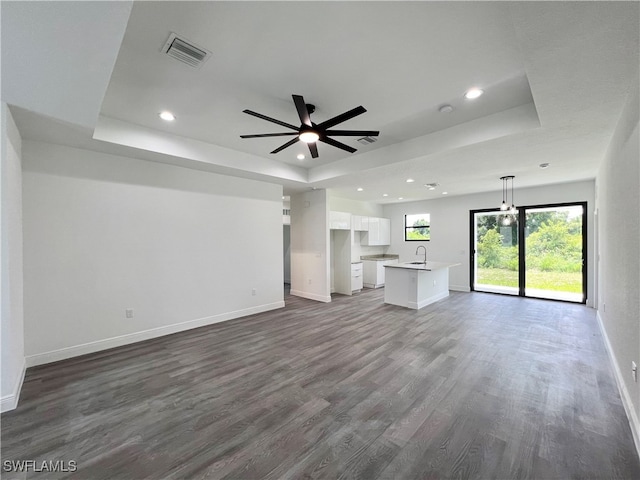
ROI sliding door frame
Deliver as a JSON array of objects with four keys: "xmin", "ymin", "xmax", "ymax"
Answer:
[{"xmin": 470, "ymin": 201, "xmax": 587, "ymax": 304}]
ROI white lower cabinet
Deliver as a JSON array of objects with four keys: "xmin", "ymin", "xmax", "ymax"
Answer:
[
  {"xmin": 351, "ymin": 262, "xmax": 363, "ymax": 292},
  {"xmin": 363, "ymin": 259, "xmax": 398, "ymax": 288}
]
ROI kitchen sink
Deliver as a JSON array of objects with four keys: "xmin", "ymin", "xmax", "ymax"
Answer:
[{"xmin": 409, "ymin": 261, "xmax": 426, "ymax": 265}]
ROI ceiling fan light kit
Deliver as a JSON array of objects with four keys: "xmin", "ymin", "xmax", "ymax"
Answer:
[{"xmin": 240, "ymin": 94, "xmax": 379, "ymax": 158}]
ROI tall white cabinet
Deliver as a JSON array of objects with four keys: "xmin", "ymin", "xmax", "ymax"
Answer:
[{"xmin": 330, "ymin": 211, "xmax": 391, "ymax": 294}]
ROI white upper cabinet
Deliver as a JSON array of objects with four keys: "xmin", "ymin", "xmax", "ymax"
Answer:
[
  {"xmin": 330, "ymin": 211, "xmax": 351, "ymax": 230},
  {"xmin": 362, "ymin": 217, "xmax": 390, "ymax": 245},
  {"xmin": 352, "ymin": 215, "xmax": 369, "ymax": 232}
]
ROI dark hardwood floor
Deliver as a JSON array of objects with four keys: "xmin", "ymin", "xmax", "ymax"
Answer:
[{"xmin": 3, "ymin": 288, "xmax": 639, "ymax": 479}]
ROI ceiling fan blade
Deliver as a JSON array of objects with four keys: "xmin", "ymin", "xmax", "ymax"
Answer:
[
  {"xmin": 324, "ymin": 130, "xmax": 379, "ymax": 137},
  {"xmin": 320, "ymin": 136, "xmax": 357, "ymax": 154},
  {"xmin": 292, "ymin": 95, "xmax": 312, "ymax": 127},
  {"xmin": 243, "ymin": 109, "xmax": 299, "ymax": 131},
  {"xmin": 270, "ymin": 137, "xmax": 300, "ymax": 154},
  {"xmin": 240, "ymin": 132, "xmax": 298, "ymax": 138},
  {"xmin": 316, "ymin": 106, "xmax": 366, "ymax": 130},
  {"xmin": 308, "ymin": 142, "xmax": 319, "ymax": 158}
]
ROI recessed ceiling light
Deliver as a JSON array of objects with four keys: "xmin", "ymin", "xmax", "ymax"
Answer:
[
  {"xmin": 382, "ymin": 193, "xmax": 389, "ymax": 197},
  {"xmin": 438, "ymin": 104, "xmax": 454, "ymax": 114},
  {"xmin": 464, "ymin": 88, "xmax": 483, "ymax": 100},
  {"xmin": 539, "ymin": 163, "xmax": 550, "ymax": 169},
  {"xmin": 442, "ymin": 191, "xmax": 448, "ymax": 195},
  {"xmin": 297, "ymin": 154, "xmax": 305, "ymax": 160},
  {"xmin": 406, "ymin": 178, "xmax": 415, "ymax": 183},
  {"xmin": 159, "ymin": 111, "xmax": 175, "ymax": 121},
  {"xmin": 398, "ymin": 197, "xmax": 404, "ymax": 200},
  {"xmin": 357, "ymin": 187, "xmax": 363, "ymax": 192}
]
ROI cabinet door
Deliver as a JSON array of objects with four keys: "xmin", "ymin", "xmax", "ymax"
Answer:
[
  {"xmin": 330, "ymin": 211, "xmax": 351, "ymax": 230},
  {"xmin": 379, "ymin": 218, "xmax": 391, "ymax": 245},
  {"xmin": 353, "ymin": 215, "xmax": 369, "ymax": 232},
  {"xmin": 377, "ymin": 262, "xmax": 385, "ymax": 285},
  {"xmin": 352, "ymin": 215, "xmax": 362, "ymax": 231},
  {"xmin": 366, "ymin": 217, "xmax": 380, "ymax": 245}
]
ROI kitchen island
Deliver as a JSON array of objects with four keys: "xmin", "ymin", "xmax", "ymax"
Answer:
[{"xmin": 383, "ymin": 261, "xmax": 460, "ymax": 310}]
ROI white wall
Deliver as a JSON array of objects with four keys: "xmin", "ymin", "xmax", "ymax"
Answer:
[
  {"xmin": 22, "ymin": 142, "xmax": 284, "ymax": 365},
  {"xmin": 290, "ymin": 189, "xmax": 330, "ymax": 302},
  {"xmin": 596, "ymin": 71, "xmax": 640, "ymax": 452},
  {"xmin": 1, "ymin": 104, "xmax": 26, "ymax": 412},
  {"xmin": 382, "ymin": 180, "xmax": 596, "ymax": 300}
]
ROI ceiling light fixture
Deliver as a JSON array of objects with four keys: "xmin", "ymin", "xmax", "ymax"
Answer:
[
  {"xmin": 297, "ymin": 154, "xmax": 305, "ymax": 160},
  {"xmin": 464, "ymin": 88, "xmax": 484, "ymax": 100},
  {"xmin": 357, "ymin": 187, "xmax": 363, "ymax": 192},
  {"xmin": 159, "ymin": 111, "xmax": 175, "ymax": 121},
  {"xmin": 398, "ymin": 197, "xmax": 404, "ymax": 200},
  {"xmin": 442, "ymin": 192, "xmax": 448, "ymax": 195},
  {"xmin": 406, "ymin": 178, "xmax": 415, "ymax": 183},
  {"xmin": 299, "ymin": 131, "xmax": 319, "ymax": 143},
  {"xmin": 382, "ymin": 193, "xmax": 389, "ymax": 197},
  {"xmin": 499, "ymin": 175, "xmax": 517, "ymax": 214}
]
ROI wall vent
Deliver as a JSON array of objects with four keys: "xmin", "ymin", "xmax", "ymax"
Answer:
[
  {"xmin": 162, "ymin": 33, "xmax": 210, "ymax": 68},
  {"xmin": 357, "ymin": 136, "xmax": 378, "ymax": 145}
]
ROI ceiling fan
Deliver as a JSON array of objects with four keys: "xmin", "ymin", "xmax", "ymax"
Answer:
[{"xmin": 240, "ymin": 94, "xmax": 379, "ymax": 158}]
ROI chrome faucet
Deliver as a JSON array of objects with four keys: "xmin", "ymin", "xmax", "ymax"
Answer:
[{"xmin": 416, "ymin": 245, "xmax": 426, "ymax": 264}]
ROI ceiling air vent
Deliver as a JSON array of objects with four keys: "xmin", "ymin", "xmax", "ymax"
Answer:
[
  {"xmin": 162, "ymin": 33, "xmax": 210, "ymax": 68},
  {"xmin": 357, "ymin": 136, "xmax": 378, "ymax": 145}
]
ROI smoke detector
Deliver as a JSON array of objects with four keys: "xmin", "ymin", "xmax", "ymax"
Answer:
[{"xmin": 162, "ymin": 33, "xmax": 211, "ymax": 68}]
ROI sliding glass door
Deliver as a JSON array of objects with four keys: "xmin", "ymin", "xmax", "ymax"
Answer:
[
  {"xmin": 524, "ymin": 205, "xmax": 585, "ymax": 302},
  {"xmin": 472, "ymin": 210, "xmax": 519, "ymax": 296},
  {"xmin": 471, "ymin": 202, "xmax": 586, "ymax": 303}
]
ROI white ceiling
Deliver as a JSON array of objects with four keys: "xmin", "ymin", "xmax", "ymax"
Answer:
[{"xmin": 2, "ymin": 1, "xmax": 638, "ymax": 203}]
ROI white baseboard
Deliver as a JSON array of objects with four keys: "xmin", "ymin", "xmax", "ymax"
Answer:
[
  {"xmin": 290, "ymin": 290, "xmax": 332, "ymax": 303},
  {"xmin": 0, "ymin": 358, "xmax": 26, "ymax": 413},
  {"xmin": 408, "ymin": 290, "xmax": 450, "ymax": 310},
  {"xmin": 596, "ymin": 310, "xmax": 640, "ymax": 459},
  {"xmin": 449, "ymin": 285, "xmax": 471, "ymax": 292},
  {"xmin": 26, "ymin": 301, "xmax": 285, "ymax": 368}
]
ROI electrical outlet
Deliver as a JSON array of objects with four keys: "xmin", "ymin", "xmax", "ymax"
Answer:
[
  {"xmin": 632, "ymin": 361, "xmax": 637, "ymax": 382},
  {"xmin": 252, "ymin": 288, "xmax": 256, "ymax": 296},
  {"xmin": 125, "ymin": 308, "xmax": 134, "ymax": 319}
]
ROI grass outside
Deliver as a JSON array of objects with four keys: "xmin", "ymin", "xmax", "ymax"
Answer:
[{"xmin": 477, "ymin": 268, "xmax": 582, "ymax": 293}]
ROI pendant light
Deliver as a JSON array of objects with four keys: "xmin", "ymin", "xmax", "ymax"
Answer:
[
  {"xmin": 500, "ymin": 175, "xmax": 517, "ymax": 215},
  {"xmin": 500, "ymin": 176, "xmax": 508, "ymax": 211}
]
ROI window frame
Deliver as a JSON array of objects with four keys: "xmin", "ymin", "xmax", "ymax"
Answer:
[{"xmin": 404, "ymin": 213, "xmax": 431, "ymax": 242}]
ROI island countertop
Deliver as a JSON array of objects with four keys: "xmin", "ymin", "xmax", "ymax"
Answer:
[{"xmin": 385, "ymin": 261, "xmax": 460, "ymax": 271}]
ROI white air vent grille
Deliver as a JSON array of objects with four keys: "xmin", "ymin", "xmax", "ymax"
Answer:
[
  {"xmin": 163, "ymin": 33, "xmax": 210, "ymax": 68},
  {"xmin": 357, "ymin": 136, "xmax": 378, "ymax": 145}
]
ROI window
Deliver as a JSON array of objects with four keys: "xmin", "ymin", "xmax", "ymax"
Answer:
[{"xmin": 405, "ymin": 213, "xmax": 430, "ymax": 241}]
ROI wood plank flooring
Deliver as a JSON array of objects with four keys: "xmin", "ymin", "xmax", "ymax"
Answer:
[{"xmin": 2, "ymin": 288, "xmax": 639, "ymax": 479}]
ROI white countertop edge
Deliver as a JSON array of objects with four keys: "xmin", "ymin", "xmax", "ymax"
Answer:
[{"xmin": 384, "ymin": 261, "xmax": 461, "ymax": 271}]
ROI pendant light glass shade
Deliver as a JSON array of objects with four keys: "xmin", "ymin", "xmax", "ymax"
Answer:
[{"xmin": 499, "ymin": 175, "xmax": 516, "ymax": 213}]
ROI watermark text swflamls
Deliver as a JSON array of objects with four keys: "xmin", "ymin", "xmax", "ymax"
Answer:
[{"xmin": 3, "ymin": 460, "xmax": 77, "ymax": 473}]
